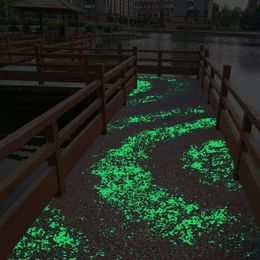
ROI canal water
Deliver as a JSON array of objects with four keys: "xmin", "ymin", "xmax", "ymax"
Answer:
[{"xmin": 121, "ymin": 32, "xmax": 260, "ymax": 113}]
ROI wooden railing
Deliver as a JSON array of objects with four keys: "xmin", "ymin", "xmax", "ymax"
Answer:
[
  {"xmin": 0, "ymin": 49, "xmax": 133, "ymax": 86},
  {"xmin": 0, "ymin": 54, "xmax": 137, "ymax": 259},
  {"xmin": 40, "ymin": 44, "xmax": 200, "ymax": 76},
  {"xmin": 199, "ymin": 46, "xmax": 260, "ymax": 227},
  {"xmin": 0, "ymin": 33, "xmax": 103, "ymax": 65},
  {"xmin": 1, "ymin": 44, "xmax": 258, "ymax": 257}
]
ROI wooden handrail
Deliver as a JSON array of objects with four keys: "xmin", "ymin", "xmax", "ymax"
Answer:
[
  {"xmin": 0, "ymin": 50, "xmax": 136, "ymax": 258},
  {"xmin": 0, "ymin": 80, "xmax": 100, "ymax": 159},
  {"xmin": 104, "ymin": 55, "xmax": 136, "ymax": 83},
  {"xmin": 200, "ymin": 49, "xmax": 260, "ymax": 131},
  {"xmin": 199, "ymin": 46, "xmax": 260, "ymax": 184},
  {"xmin": 224, "ymin": 80, "xmax": 260, "ymax": 131}
]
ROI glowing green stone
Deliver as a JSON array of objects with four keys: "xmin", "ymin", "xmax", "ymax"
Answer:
[
  {"xmin": 130, "ymin": 80, "xmax": 152, "ymax": 97},
  {"xmin": 108, "ymin": 106, "xmax": 205, "ymax": 131},
  {"xmin": 181, "ymin": 140, "xmax": 240, "ymax": 191},
  {"xmin": 9, "ymin": 207, "xmax": 105, "ymax": 259},
  {"xmin": 129, "ymin": 76, "xmax": 188, "ymax": 106},
  {"xmin": 91, "ymin": 118, "xmax": 240, "ymax": 247}
]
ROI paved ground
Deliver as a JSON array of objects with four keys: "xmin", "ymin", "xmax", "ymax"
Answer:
[{"xmin": 9, "ymin": 75, "xmax": 260, "ymax": 259}]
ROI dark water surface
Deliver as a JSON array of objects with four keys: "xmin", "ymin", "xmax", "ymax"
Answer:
[{"xmin": 122, "ymin": 32, "xmax": 260, "ymax": 113}]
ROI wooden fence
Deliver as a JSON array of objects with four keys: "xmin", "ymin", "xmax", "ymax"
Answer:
[
  {"xmin": 0, "ymin": 54, "xmax": 137, "ymax": 259},
  {"xmin": 40, "ymin": 44, "xmax": 200, "ymax": 77},
  {"xmin": 199, "ymin": 46, "xmax": 260, "ymax": 228},
  {"xmin": 0, "ymin": 44, "xmax": 259, "ymax": 257},
  {"xmin": 0, "ymin": 49, "xmax": 133, "ymax": 86},
  {"xmin": 0, "ymin": 33, "xmax": 103, "ymax": 65}
]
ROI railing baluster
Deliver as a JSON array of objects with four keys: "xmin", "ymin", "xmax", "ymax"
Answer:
[
  {"xmin": 35, "ymin": 45, "xmax": 43, "ymax": 85},
  {"xmin": 6, "ymin": 37, "xmax": 12, "ymax": 62},
  {"xmin": 158, "ymin": 51, "xmax": 162, "ymax": 77},
  {"xmin": 233, "ymin": 113, "xmax": 252, "ymax": 180},
  {"xmin": 198, "ymin": 45, "xmax": 204, "ymax": 80},
  {"xmin": 118, "ymin": 43, "xmax": 122, "ymax": 55},
  {"xmin": 96, "ymin": 63, "xmax": 107, "ymax": 135},
  {"xmin": 121, "ymin": 67, "xmax": 127, "ymax": 106},
  {"xmin": 45, "ymin": 122, "xmax": 65, "ymax": 197},
  {"xmin": 207, "ymin": 68, "xmax": 215, "ymax": 104},
  {"xmin": 201, "ymin": 49, "xmax": 209, "ymax": 89},
  {"xmin": 216, "ymin": 65, "xmax": 231, "ymax": 129},
  {"xmin": 133, "ymin": 47, "xmax": 138, "ymax": 89}
]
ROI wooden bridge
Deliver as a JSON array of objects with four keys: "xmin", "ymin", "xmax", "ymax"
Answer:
[{"xmin": 0, "ymin": 40, "xmax": 259, "ymax": 258}]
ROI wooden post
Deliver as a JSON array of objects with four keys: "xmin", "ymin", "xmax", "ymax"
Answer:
[
  {"xmin": 201, "ymin": 49, "xmax": 209, "ymax": 89},
  {"xmin": 45, "ymin": 122, "xmax": 66, "ymax": 197},
  {"xmin": 121, "ymin": 67, "xmax": 127, "ymax": 106},
  {"xmin": 198, "ymin": 45, "xmax": 204, "ymax": 79},
  {"xmin": 118, "ymin": 43, "xmax": 122, "ymax": 55},
  {"xmin": 233, "ymin": 113, "xmax": 252, "ymax": 180},
  {"xmin": 35, "ymin": 45, "xmax": 43, "ymax": 85},
  {"xmin": 207, "ymin": 68, "xmax": 215, "ymax": 104},
  {"xmin": 158, "ymin": 51, "xmax": 162, "ymax": 77},
  {"xmin": 6, "ymin": 37, "xmax": 12, "ymax": 62},
  {"xmin": 90, "ymin": 33, "xmax": 94, "ymax": 48},
  {"xmin": 84, "ymin": 58, "xmax": 89, "ymax": 85},
  {"xmin": 21, "ymin": 10, "xmax": 26, "ymax": 34},
  {"xmin": 71, "ymin": 37, "xmax": 74, "ymax": 62},
  {"xmin": 39, "ymin": 11, "xmax": 43, "ymax": 35},
  {"xmin": 96, "ymin": 64, "xmax": 107, "ymax": 135},
  {"xmin": 76, "ymin": 13, "xmax": 79, "ymax": 34},
  {"xmin": 133, "ymin": 47, "xmax": 138, "ymax": 89},
  {"xmin": 216, "ymin": 65, "xmax": 231, "ymax": 129},
  {"xmin": 62, "ymin": 12, "xmax": 66, "ymax": 37}
]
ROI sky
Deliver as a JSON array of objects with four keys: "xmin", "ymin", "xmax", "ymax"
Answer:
[{"xmin": 215, "ymin": 0, "xmax": 247, "ymax": 9}]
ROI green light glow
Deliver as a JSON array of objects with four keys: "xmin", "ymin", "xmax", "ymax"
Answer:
[
  {"xmin": 9, "ymin": 206, "xmax": 105, "ymax": 259},
  {"xmin": 8, "ymin": 75, "xmax": 260, "ymax": 258},
  {"xmin": 129, "ymin": 80, "xmax": 152, "ymax": 97},
  {"xmin": 181, "ymin": 140, "xmax": 240, "ymax": 191},
  {"xmin": 129, "ymin": 76, "xmax": 187, "ymax": 106},
  {"xmin": 91, "ymin": 118, "xmax": 241, "ymax": 246},
  {"xmin": 108, "ymin": 106, "xmax": 205, "ymax": 131}
]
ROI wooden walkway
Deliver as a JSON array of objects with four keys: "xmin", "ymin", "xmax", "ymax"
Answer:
[
  {"xmin": 0, "ymin": 44, "xmax": 259, "ymax": 258},
  {"xmin": 7, "ymin": 75, "xmax": 260, "ymax": 259}
]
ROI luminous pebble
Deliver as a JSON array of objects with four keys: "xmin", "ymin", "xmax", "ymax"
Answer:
[
  {"xmin": 9, "ymin": 206, "xmax": 105, "ymax": 259},
  {"xmin": 130, "ymin": 76, "xmax": 186, "ymax": 106},
  {"xmin": 108, "ymin": 106, "xmax": 205, "ymax": 131},
  {"xmin": 91, "ymin": 118, "xmax": 243, "ymax": 247},
  {"xmin": 181, "ymin": 140, "xmax": 241, "ymax": 192},
  {"xmin": 129, "ymin": 80, "xmax": 152, "ymax": 97}
]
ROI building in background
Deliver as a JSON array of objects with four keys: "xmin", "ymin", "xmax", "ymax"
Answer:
[
  {"xmin": 247, "ymin": 0, "xmax": 260, "ymax": 13},
  {"xmin": 71, "ymin": 0, "xmax": 136, "ymax": 23},
  {"xmin": 134, "ymin": 0, "xmax": 213, "ymax": 29},
  {"xmin": 134, "ymin": 0, "xmax": 175, "ymax": 24}
]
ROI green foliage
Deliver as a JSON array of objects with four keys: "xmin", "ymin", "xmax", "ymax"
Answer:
[
  {"xmin": 212, "ymin": 3, "xmax": 260, "ymax": 31},
  {"xmin": 84, "ymin": 22, "xmax": 96, "ymax": 32},
  {"xmin": 8, "ymin": 17, "xmax": 18, "ymax": 26},
  {"xmin": 44, "ymin": 18, "xmax": 63, "ymax": 29},
  {"xmin": 24, "ymin": 17, "xmax": 39, "ymax": 26},
  {"xmin": 84, "ymin": 22, "xmax": 121, "ymax": 33},
  {"xmin": 211, "ymin": 4, "xmax": 242, "ymax": 29},
  {"xmin": 0, "ymin": 16, "xmax": 8, "ymax": 25},
  {"xmin": 241, "ymin": 7, "xmax": 260, "ymax": 30}
]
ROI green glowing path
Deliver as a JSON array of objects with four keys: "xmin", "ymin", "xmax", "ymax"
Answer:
[{"xmin": 9, "ymin": 76, "xmax": 260, "ymax": 259}]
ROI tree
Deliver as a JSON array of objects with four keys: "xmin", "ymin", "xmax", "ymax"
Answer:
[
  {"xmin": 252, "ymin": 7, "xmax": 260, "ymax": 30},
  {"xmin": 240, "ymin": 6, "xmax": 260, "ymax": 31},
  {"xmin": 0, "ymin": 0, "xmax": 8, "ymax": 18},
  {"xmin": 210, "ymin": 4, "xmax": 242, "ymax": 30}
]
